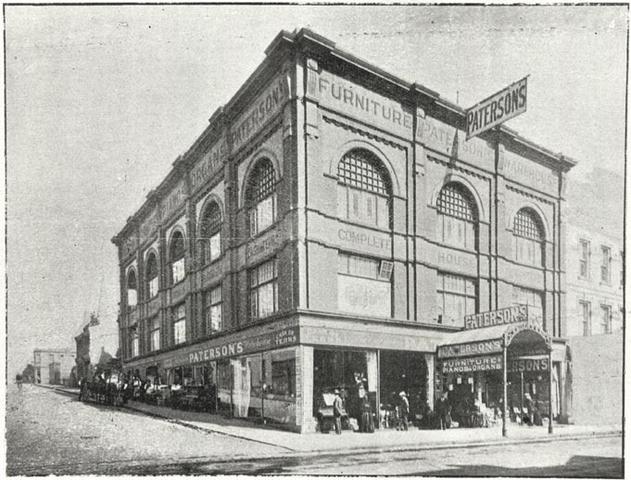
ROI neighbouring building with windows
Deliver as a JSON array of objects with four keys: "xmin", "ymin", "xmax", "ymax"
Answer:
[
  {"xmin": 33, "ymin": 348, "xmax": 76, "ymax": 385},
  {"xmin": 564, "ymin": 168, "xmax": 624, "ymax": 337},
  {"xmin": 112, "ymin": 29, "xmax": 576, "ymax": 432}
]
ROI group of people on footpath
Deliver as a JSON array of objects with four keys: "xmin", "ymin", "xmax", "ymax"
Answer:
[{"xmin": 331, "ymin": 389, "xmax": 411, "ymax": 434}]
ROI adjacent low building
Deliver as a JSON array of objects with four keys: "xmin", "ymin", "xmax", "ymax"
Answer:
[
  {"xmin": 112, "ymin": 28, "xmax": 576, "ymax": 432},
  {"xmin": 33, "ymin": 348, "xmax": 76, "ymax": 385}
]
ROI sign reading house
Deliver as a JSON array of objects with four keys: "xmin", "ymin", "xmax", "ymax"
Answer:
[
  {"xmin": 464, "ymin": 305, "xmax": 529, "ymax": 330},
  {"xmin": 466, "ymin": 76, "xmax": 528, "ymax": 139}
]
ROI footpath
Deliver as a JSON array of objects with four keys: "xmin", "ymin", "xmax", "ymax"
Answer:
[{"xmin": 42, "ymin": 384, "xmax": 622, "ymax": 456}]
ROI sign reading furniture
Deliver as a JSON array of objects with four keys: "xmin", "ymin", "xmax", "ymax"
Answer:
[{"xmin": 465, "ymin": 76, "xmax": 528, "ymax": 139}]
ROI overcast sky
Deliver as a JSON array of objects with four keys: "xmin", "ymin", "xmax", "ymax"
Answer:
[{"xmin": 6, "ymin": 5, "xmax": 627, "ymax": 376}]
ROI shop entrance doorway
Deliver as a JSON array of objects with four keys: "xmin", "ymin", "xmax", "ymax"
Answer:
[{"xmin": 379, "ymin": 351, "xmax": 427, "ymax": 428}]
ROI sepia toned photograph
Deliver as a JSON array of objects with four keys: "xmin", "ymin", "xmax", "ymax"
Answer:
[{"xmin": 5, "ymin": 3, "xmax": 626, "ymax": 477}]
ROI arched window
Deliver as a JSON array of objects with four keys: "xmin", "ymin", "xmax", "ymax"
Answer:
[
  {"xmin": 436, "ymin": 182, "xmax": 477, "ymax": 250},
  {"xmin": 126, "ymin": 269, "xmax": 138, "ymax": 308},
  {"xmin": 337, "ymin": 149, "xmax": 391, "ymax": 229},
  {"xmin": 169, "ymin": 230, "xmax": 186, "ymax": 284},
  {"xmin": 146, "ymin": 252, "xmax": 159, "ymax": 299},
  {"xmin": 199, "ymin": 201, "xmax": 222, "ymax": 265},
  {"xmin": 246, "ymin": 158, "xmax": 277, "ymax": 236},
  {"xmin": 513, "ymin": 208, "xmax": 544, "ymax": 266}
]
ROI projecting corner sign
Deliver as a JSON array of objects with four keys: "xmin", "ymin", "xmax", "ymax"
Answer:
[{"xmin": 465, "ymin": 76, "xmax": 528, "ymax": 140}]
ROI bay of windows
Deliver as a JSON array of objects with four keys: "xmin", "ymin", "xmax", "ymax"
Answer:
[
  {"xmin": 250, "ymin": 259, "xmax": 278, "ymax": 320},
  {"xmin": 336, "ymin": 149, "xmax": 391, "ymax": 229},
  {"xmin": 435, "ymin": 272, "xmax": 476, "ymax": 326},
  {"xmin": 173, "ymin": 304, "xmax": 186, "ymax": 345},
  {"xmin": 436, "ymin": 183, "xmax": 477, "ymax": 250},
  {"xmin": 247, "ymin": 159, "xmax": 277, "ymax": 237}
]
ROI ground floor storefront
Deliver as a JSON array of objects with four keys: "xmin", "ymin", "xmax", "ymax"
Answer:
[{"xmin": 122, "ymin": 310, "xmax": 568, "ymax": 433}]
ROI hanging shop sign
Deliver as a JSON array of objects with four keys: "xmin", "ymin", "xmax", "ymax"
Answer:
[
  {"xmin": 437, "ymin": 339, "xmax": 503, "ymax": 359},
  {"xmin": 164, "ymin": 326, "xmax": 299, "ymax": 368},
  {"xmin": 464, "ymin": 305, "xmax": 528, "ymax": 330},
  {"xmin": 441, "ymin": 355, "xmax": 502, "ymax": 374},
  {"xmin": 465, "ymin": 76, "xmax": 528, "ymax": 140}
]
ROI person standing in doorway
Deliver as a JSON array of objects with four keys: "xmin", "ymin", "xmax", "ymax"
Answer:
[
  {"xmin": 333, "ymin": 389, "xmax": 344, "ymax": 435},
  {"xmin": 399, "ymin": 391, "xmax": 410, "ymax": 431}
]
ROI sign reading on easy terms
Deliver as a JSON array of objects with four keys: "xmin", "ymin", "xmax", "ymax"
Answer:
[{"xmin": 466, "ymin": 76, "xmax": 528, "ymax": 139}]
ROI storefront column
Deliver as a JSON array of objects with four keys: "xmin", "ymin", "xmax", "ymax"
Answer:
[
  {"xmin": 548, "ymin": 349, "xmax": 554, "ymax": 434},
  {"xmin": 298, "ymin": 345, "xmax": 317, "ymax": 433},
  {"xmin": 502, "ymin": 344, "xmax": 508, "ymax": 437},
  {"xmin": 424, "ymin": 354, "xmax": 435, "ymax": 411}
]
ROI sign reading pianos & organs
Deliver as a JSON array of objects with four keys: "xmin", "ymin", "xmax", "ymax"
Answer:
[
  {"xmin": 464, "ymin": 305, "xmax": 529, "ymax": 330},
  {"xmin": 465, "ymin": 76, "xmax": 528, "ymax": 140}
]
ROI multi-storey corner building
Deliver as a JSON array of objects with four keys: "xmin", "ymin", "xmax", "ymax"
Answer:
[
  {"xmin": 33, "ymin": 348, "xmax": 76, "ymax": 385},
  {"xmin": 112, "ymin": 29, "xmax": 575, "ymax": 432}
]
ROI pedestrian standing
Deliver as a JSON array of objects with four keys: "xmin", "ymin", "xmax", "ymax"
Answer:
[
  {"xmin": 333, "ymin": 389, "xmax": 344, "ymax": 435},
  {"xmin": 399, "ymin": 391, "xmax": 410, "ymax": 431}
]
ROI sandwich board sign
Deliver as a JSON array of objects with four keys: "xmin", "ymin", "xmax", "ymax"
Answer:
[{"xmin": 465, "ymin": 76, "xmax": 528, "ymax": 139}]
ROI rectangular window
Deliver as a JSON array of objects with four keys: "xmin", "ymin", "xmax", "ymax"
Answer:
[
  {"xmin": 601, "ymin": 246, "xmax": 611, "ymax": 283},
  {"xmin": 173, "ymin": 304, "xmax": 186, "ymax": 344},
  {"xmin": 579, "ymin": 239, "xmax": 590, "ymax": 278},
  {"xmin": 580, "ymin": 301, "xmax": 591, "ymax": 336},
  {"xmin": 337, "ymin": 186, "xmax": 389, "ymax": 229},
  {"xmin": 250, "ymin": 259, "xmax": 278, "ymax": 320},
  {"xmin": 438, "ymin": 215, "xmax": 475, "ymax": 250},
  {"xmin": 338, "ymin": 253, "xmax": 392, "ymax": 317},
  {"xmin": 172, "ymin": 258, "xmax": 185, "ymax": 284},
  {"xmin": 203, "ymin": 285, "xmax": 223, "ymax": 334},
  {"xmin": 271, "ymin": 359, "xmax": 295, "ymax": 397},
  {"xmin": 127, "ymin": 289, "xmax": 137, "ymax": 307},
  {"xmin": 149, "ymin": 317, "xmax": 160, "ymax": 352},
  {"xmin": 600, "ymin": 305, "xmax": 612, "ymax": 334},
  {"xmin": 131, "ymin": 330, "xmax": 139, "ymax": 357},
  {"xmin": 436, "ymin": 273, "xmax": 476, "ymax": 326},
  {"xmin": 149, "ymin": 277, "xmax": 159, "ymax": 298},
  {"xmin": 515, "ymin": 236, "xmax": 543, "ymax": 266},
  {"xmin": 250, "ymin": 194, "xmax": 276, "ymax": 236},
  {"xmin": 209, "ymin": 232, "xmax": 221, "ymax": 262},
  {"xmin": 512, "ymin": 286, "xmax": 544, "ymax": 322}
]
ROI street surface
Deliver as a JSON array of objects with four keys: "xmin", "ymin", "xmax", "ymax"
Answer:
[{"xmin": 6, "ymin": 384, "xmax": 622, "ymax": 476}]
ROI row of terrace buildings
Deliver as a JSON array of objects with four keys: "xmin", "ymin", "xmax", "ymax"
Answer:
[{"xmin": 112, "ymin": 29, "xmax": 577, "ymax": 432}]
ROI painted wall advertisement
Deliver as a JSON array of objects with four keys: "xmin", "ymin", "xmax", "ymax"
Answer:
[{"xmin": 337, "ymin": 275, "xmax": 391, "ymax": 318}]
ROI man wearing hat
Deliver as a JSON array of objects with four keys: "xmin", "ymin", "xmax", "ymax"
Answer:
[
  {"xmin": 333, "ymin": 389, "xmax": 344, "ymax": 435},
  {"xmin": 398, "ymin": 391, "xmax": 410, "ymax": 431}
]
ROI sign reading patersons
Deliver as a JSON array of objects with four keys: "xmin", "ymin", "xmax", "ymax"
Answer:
[
  {"xmin": 464, "ymin": 305, "xmax": 528, "ymax": 330},
  {"xmin": 466, "ymin": 76, "xmax": 528, "ymax": 139}
]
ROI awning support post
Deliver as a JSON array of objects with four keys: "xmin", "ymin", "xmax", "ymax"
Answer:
[
  {"xmin": 548, "ymin": 348, "xmax": 554, "ymax": 434},
  {"xmin": 502, "ymin": 343, "xmax": 507, "ymax": 437}
]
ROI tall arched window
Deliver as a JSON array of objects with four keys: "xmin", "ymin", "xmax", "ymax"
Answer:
[
  {"xmin": 513, "ymin": 208, "xmax": 544, "ymax": 266},
  {"xmin": 126, "ymin": 269, "xmax": 138, "ymax": 308},
  {"xmin": 169, "ymin": 230, "xmax": 186, "ymax": 284},
  {"xmin": 436, "ymin": 183, "xmax": 477, "ymax": 250},
  {"xmin": 146, "ymin": 252, "xmax": 159, "ymax": 299},
  {"xmin": 337, "ymin": 149, "xmax": 391, "ymax": 229},
  {"xmin": 246, "ymin": 158, "xmax": 277, "ymax": 236},
  {"xmin": 199, "ymin": 201, "xmax": 222, "ymax": 265}
]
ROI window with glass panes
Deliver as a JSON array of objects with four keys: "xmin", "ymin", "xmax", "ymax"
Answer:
[
  {"xmin": 173, "ymin": 304, "xmax": 186, "ymax": 344},
  {"xmin": 436, "ymin": 273, "xmax": 476, "ymax": 326},
  {"xmin": 199, "ymin": 201, "xmax": 222, "ymax": 265},
  {"xmin": 600, "ymin": 304, "xmax": 612, "ymax": 334},
  {"xmin": 149, "ymin": 317, "xmax": 160, "ymax": 351},
  {"xmin": 203, "ymin": 285, "xmax": 222, "ymax": 334},
  {"xmin": 580, "ymin": 300, "xmax": 591, "ymax": 336},
  {"xmin": 247, "ymin": 159, "xmax": 277, "ymax": 236},
  {"xmin": 130, "ymin": 327, "xmax": 139, "ymax": 357},
  {"xmin": 127, "ymin": 268, "xmax": 138, "ymax": 308},
  {"xmin": 514, "ymin": 209, "xmax": 544, "ymax": 266},
  {"xmin": 512, "ymin": 286, "xmax": 544, "ymax": 323},
  {"xmin": 250, "ymin": 259, "xmax": 278, "ymax": 320},
  {"xmin": 337, "ymin": 252, "xmax": 393, "ymax": 317},
  {"xmin": 271, "ymin": 359, "xmax": 295, "ymax": 396},
  {"xmin": 436, "ymin": 183, "xmax": 477, "ymax": 250},
  {"xmin": 579, "ymin": 239, "xmax": 590, "ymax": 278},
  {"xmin": 337, "ymin": 149, "xmax": 391, "ymax": 229},
  {"xmin": 146, "ymin": 253, "xmax": 159, "ymax": 299},
  {"xmin": 601, "ymin": 246, "xmax": 611, "ymax": 283},
  {"xmin": 170, "ymin": 231, "xmax": 186, "ymax": 284}
]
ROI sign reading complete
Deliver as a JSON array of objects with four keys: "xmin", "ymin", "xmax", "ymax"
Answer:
[
  {"xmin": 464, "ymin": 305, "xmax": 528, "ymax": 330},
  {"xmin": 466, "ymin": 76, "xmax": 528, "ymax": 139}
]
